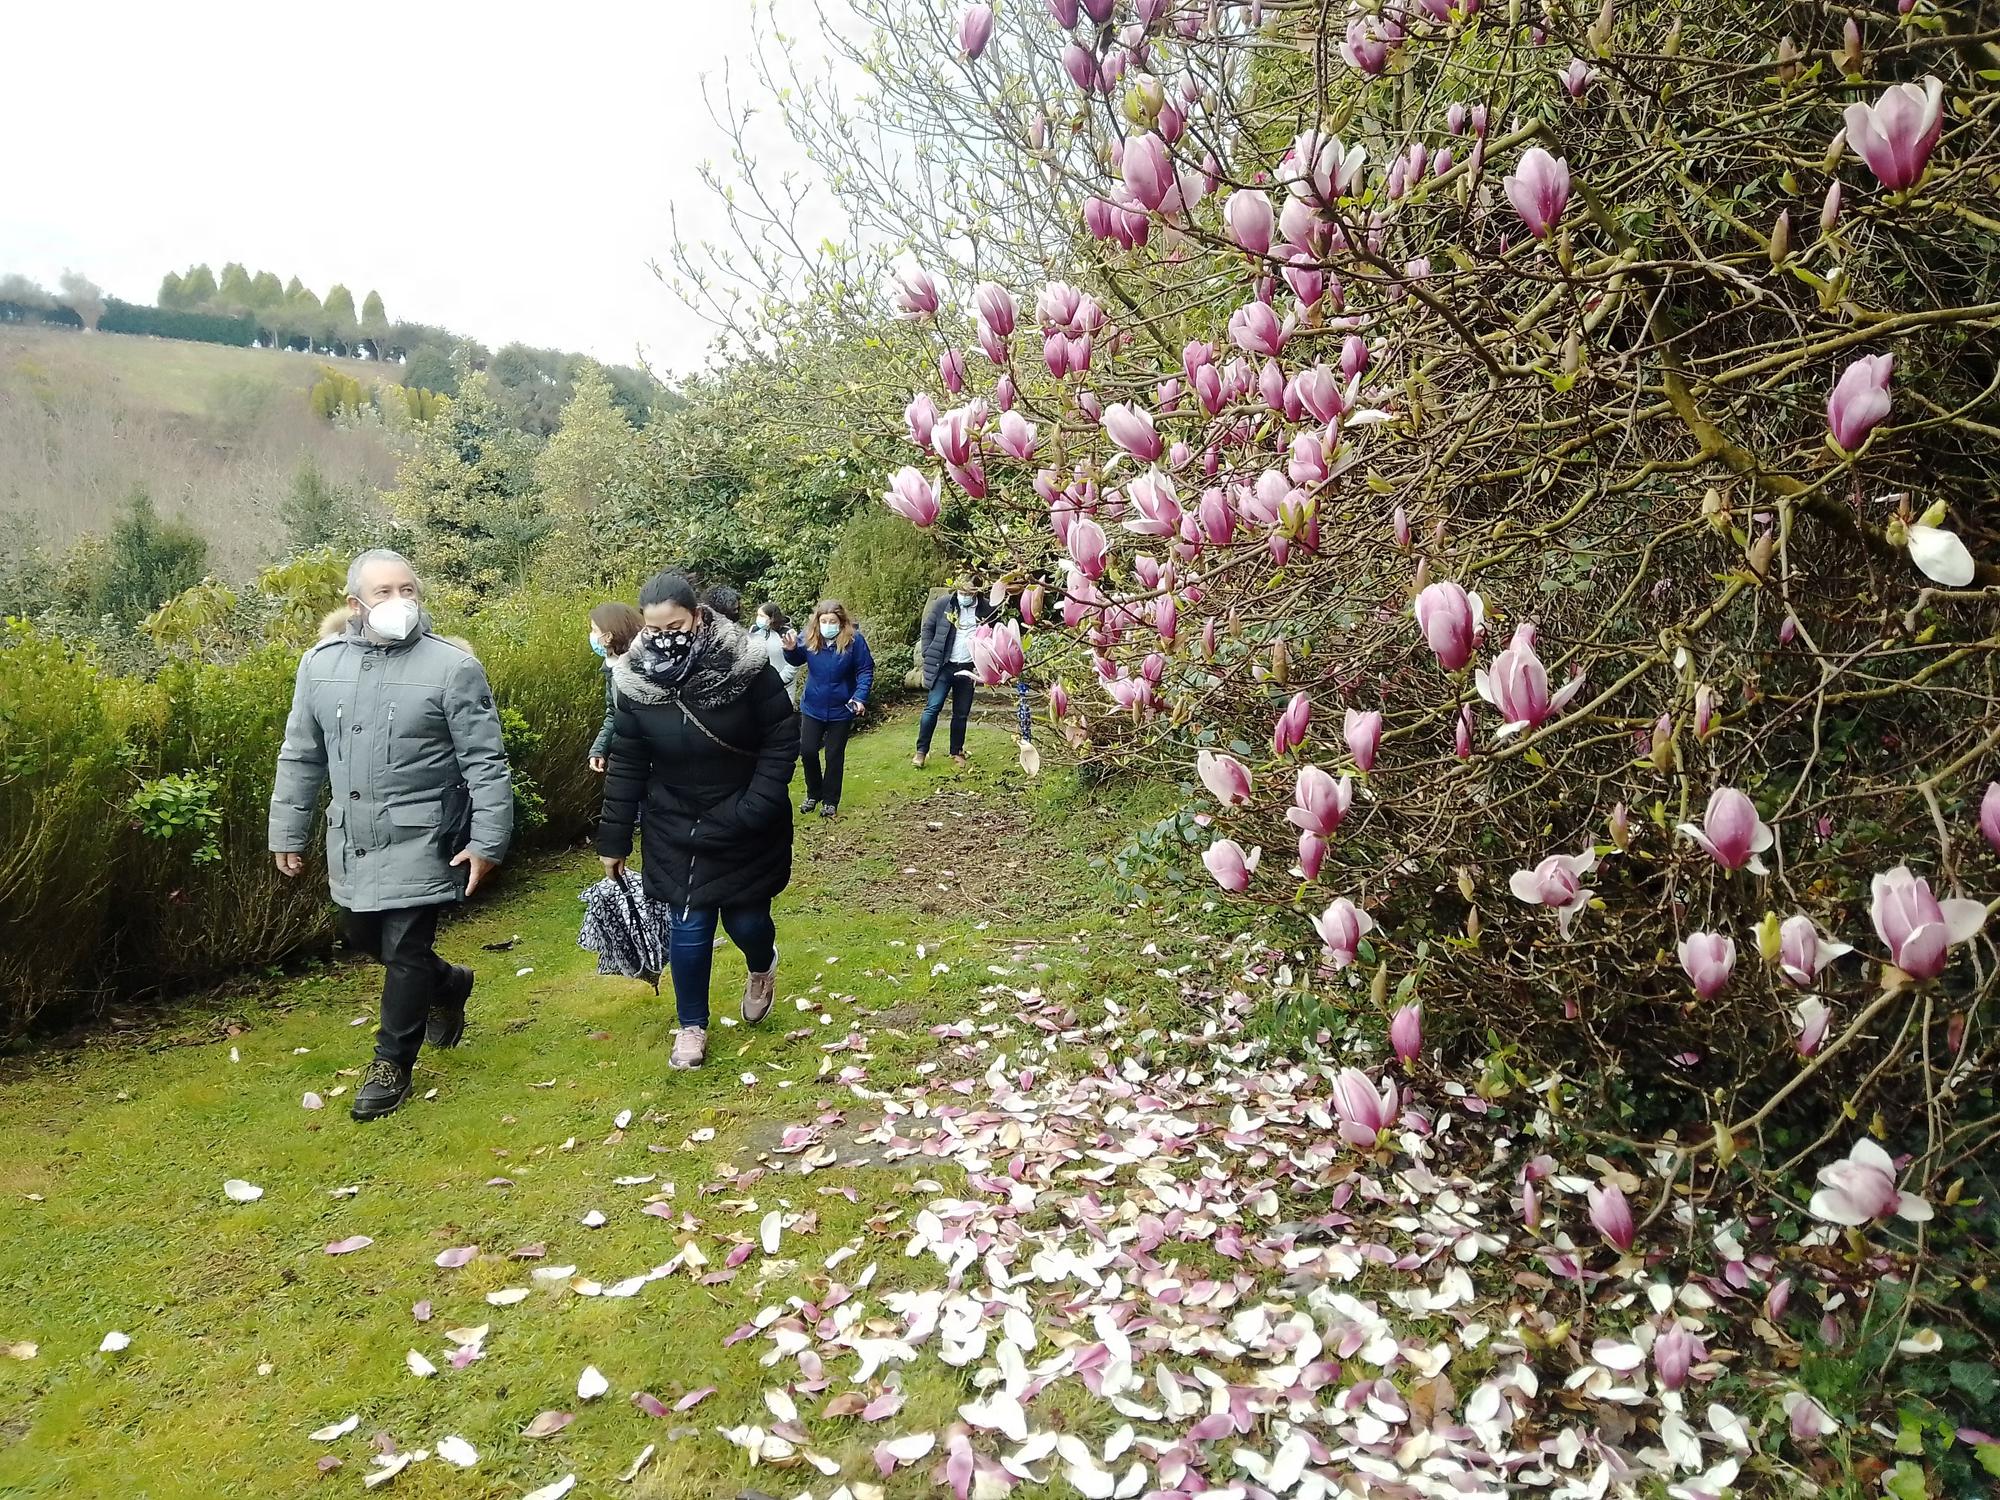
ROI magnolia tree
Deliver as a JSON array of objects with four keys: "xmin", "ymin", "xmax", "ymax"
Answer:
[{"xmin": 693, "ymin": 4, "xmax": 1999, "ymax": 1208}]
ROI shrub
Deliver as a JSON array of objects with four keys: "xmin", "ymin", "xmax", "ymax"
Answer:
[
  {"xmin": 824, "ymin": 504, "xmax": 943, "ymax": 653},
  {"xmin": 83, "ymin": 492, "xmax": 210, "ymax": 625},
  {"xmin": 0, "ymin": 587, "xmax": 607, "ymax": 1036}
]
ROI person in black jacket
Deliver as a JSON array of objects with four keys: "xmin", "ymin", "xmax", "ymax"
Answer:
[
  {"xmin": 914, "ymin": 577, "xmax": 1000, "ymax": 767},
  {"xmin": 597, "ymin": 570, "xmax": 799, "ymax": 1070}
]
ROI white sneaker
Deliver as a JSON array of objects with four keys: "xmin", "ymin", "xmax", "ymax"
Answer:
[{"xmin": 670, "ymin": 1026, "xmax": 708, "ymax": 1069}]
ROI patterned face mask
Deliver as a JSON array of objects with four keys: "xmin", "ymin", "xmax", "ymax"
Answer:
[{"xmin": 633, "ymin": 625, "xmax": 700, "ymax": 686}]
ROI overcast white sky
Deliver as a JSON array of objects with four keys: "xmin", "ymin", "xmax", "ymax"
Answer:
[{"xmin": 0, "ymin": 0, "xmax": 849, "ymax": 376}]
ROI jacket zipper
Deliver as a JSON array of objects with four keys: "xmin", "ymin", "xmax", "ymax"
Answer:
[
  {"xmin": 682, "ymin": 822, "xmax": 700, "ymax": 919},
  {"xmin": 335, "ymin": 702, "xmax": 344, "ymax": 760}
]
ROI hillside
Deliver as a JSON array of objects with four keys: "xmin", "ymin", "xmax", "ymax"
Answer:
[{"xmin": 0, "ymin": 326, "xmax": 405, "ymax": 575}]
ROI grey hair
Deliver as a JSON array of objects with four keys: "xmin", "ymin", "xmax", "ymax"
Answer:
[{"xmin": 345, "ymin": 548, "xmax": 421, "ymax": 599}]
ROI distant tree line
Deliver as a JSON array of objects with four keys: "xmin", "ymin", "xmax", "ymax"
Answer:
[{"xmin": 3, "ymin": 264, "xmax": 664, "ymax": 437}]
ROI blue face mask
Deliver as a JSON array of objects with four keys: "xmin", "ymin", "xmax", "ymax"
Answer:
[
  {"xmin": 819, "ymin": 621, "xmax": 839, "ymax": 640},
  {"xmin": 957, "ymin": 593, "xmax": 977, "ymax": 609},
  {"xmin": 589, "ymin": 634, "xmax": 608, "ymax": 659}
]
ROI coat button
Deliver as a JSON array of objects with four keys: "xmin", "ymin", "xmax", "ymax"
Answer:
[
  {"xmin": 350, "ymin": 790, "xmax": 360, "ymax": 800},
  {"xmin": 356, "ymin": 848, "xmax": 367, "ymax": 858}
]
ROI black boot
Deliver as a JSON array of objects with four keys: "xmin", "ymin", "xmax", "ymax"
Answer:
[
  {"xmin": 426, "ymin": 964, "xmax": 474, "ymax": 1049},
  {"xmin": 351, "ymin": 1058, "xmax": 413, "ymax": 1122}
]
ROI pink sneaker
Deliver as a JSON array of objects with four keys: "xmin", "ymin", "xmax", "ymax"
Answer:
[
  {"xmin": 670, "ymin": 1026, "xmax": 708, "ymax": 1070},
  {"xmin": 742, "ymin": 951, "xmax": 778, "ymax": 1024}
]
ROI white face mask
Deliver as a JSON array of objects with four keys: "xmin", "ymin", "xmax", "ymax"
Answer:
[{"xmin": 366, "ymin": 597, "xmax": 420, "ymax": 642}]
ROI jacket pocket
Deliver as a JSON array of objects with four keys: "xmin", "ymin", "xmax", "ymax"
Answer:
[{"xmin": 388, "ymin": 802, "xmax": 443, "ymax": 828}]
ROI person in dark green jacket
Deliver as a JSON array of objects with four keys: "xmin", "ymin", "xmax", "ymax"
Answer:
[{"xmin": 588, "ymin": 601, "xmax": 644, "ymax": 773}]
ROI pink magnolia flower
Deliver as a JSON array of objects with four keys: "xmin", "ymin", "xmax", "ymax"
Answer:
[
  {"xmin": 1677, "ymin": 787, "xmax": 1775, "ymax": 874},
  {"xmin": 904, "ymin": 391, "xmax": 938, "ymax": 451},
  {"xmin": 1047, "ymin": 682, "xmax": 1070, "ymax": 719},
  {"xmin": 1067, "ymin": 516, "xmax": 1109, "ymax": 579},
  {"xmin": 1982, "ymin": 783, "xmax": 2000, "ymax": 854},
  {"xmin": 1826, "ymin": 353, "xmax": 1892, "ymax": 452},
  {"xmin": 1779, "ymin": 914, "xmax": 1853, "ymax": 988},
  {"xmin": 1272, "ymin": 691, "xmax": 1311, "ymax": 756},
  {"xmin": 1122, "ymin": 131, "xmax": 1173, "ymax": 210},
  {"xmin": 1225, "ymin": 188, "xmax": 1273, "ymax": 255},
  {"xmin": 1344, "ymin": 708, "xmax": 1382, "ymax": 772},
  {"xmin": 1340, "ymin": 15, "xmax": 1392, "ymax": 74},
  {"xmin": 1226, "ymin": 299, "xmax": 1288, "ymax": 357},
  {"xmin": 992, "ymin": 410, "xmax": 1038, "ymax": 462},
  {"xmin": 895, "ymin": 272, "xmax": 940, "ymax": 323},
  {"xmin": 959, "ymin": 3, "xmax": 996, "ymax": 58},
  {"xmin": 1196, "ymin": 749, "xmax": 1252, "ymax": 807},
  {"xmin": 1297, "ymin": 830, "xmax": 1327, "ymax": 880},
  {"xmin": 1808, "ymin": 1138, "xmax": 1932, "ymax": 1226},
  {"xmin": 1653, "ymin": 1321, "xmax": 1701, "ymax": 1392},
  {"xmin": 1870, "ymin": 864, "xmax": 1987, "ymax": 980},
  {"xmin": 1103, "ymin": 401, "xmax": 1164, "ymax": 462},
  {"xmin": 1509, "ymin": 847, "xmax": 1597, "ymax": 938},
  {"xmin": 1693, "ymin": 682, "xmax": 1717, "ymax": 740},
  {"xmin": 1587, "ymin": 1182, "xmax": 1636, "ymax": 1251},
  {"xmin": 1793, "ymin": 996, "xmax": 1833, "ymax": 1057},
  {"xmin": 970, "ymin": 622, "xmax": 1025, "ymax": 685},
  {"xmin": 1843, "ymin": 75, "xmax": 1945, "ymax": 191},
  {"xmin": 1389, "ymin": 1004, "xmax": 1422, "ymax": 1065},
  {"xmin": 1286, "ymin": 765, "xmax": 1352, "ymax": 838},
  {"xmin": 1201, "ymin": 838, "xmax": 1261, "ymax": 893},
  {"xmin": 1413, "ymin": 580, "xmax": 1484, "ymax": 670},
  {"xmin": 1198, "ymin": 486, "xmax": 1235, "ymax": 545},
  {"xmin": 1476, "ymin": 623, "xmax": 1583, "ymax": 737},
  {"xmin": 1678, "ymin": 931, "xmax": 1736, "ymax": 999},
  {"xmin": 973, "ymin": 280, "xmax": 1016, "ymax": 337},
  {"xmin": 1560, "ymin": 57, "xmax": 1593, "ymax": 96},
  {"xmin": 1123, "ymin": 469, "xmax": 1181, "ymax": 536},
  {"xmin": 1312, "ymin": 897, "xmax": 1374, "ymax": 969},
  {"xmin": 1503, "ymin": 146, "xmax": 1570, "ymax": 239},
  {"xmin": 940, "ymin": 348, "xmax": 967, "ymax": 394},
  {"xmin": 1047, "ymin": 0, "xmax": 1079, "ymax": 24},
  {"xmin": 882, "ymin": 467, "xmax": 940, "ymax": 527},
  {"xmin": 1330, "ymin": 1066, "xmax": 1398, "ymax": 1147},
  {"xmin": 1019, "ymin": 584, "xmax": 1045, "ymax": 626}
]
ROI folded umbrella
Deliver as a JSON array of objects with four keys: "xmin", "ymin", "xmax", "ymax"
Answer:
[{"xmin": 578, "ymin": 873, "xmax": 670, "ymax": 991}]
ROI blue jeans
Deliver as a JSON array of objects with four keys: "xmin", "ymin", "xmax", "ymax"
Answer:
[
  {"xmin": 917, "ymin": 673, "xmax": 976, "ymax": 755},
  {"xmin": 667, "ymin": 902, "xmax": 776, "ymax": 1027}
]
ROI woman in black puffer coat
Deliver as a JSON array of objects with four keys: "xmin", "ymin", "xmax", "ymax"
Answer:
[{"xmin": 597, "ymin": 570, "xmax": 799, "ymax": 1070}]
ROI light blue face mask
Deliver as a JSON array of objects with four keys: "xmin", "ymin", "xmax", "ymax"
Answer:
[
  {"xmin": 819, "ymin": 621, "xmax": 840, "ymax": 640},
  {"xmin": 589, "ymin": 634, "xmax": 608, "ymax": 659}
]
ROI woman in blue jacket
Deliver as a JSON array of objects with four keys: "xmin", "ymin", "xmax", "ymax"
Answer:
[{"xmin": 783, "ymin": 599, "xmax": 873, "ymax": 818}]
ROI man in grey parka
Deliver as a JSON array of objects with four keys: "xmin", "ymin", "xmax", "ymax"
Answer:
[{"xmin": 269, "ymin": 549, "xmax": 513, "ymax": 1122}]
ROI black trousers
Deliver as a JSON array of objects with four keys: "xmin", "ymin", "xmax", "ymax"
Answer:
[
  {"xmin": 341, "ymin": 904, "xmax": 453, "ymax": 1068},
  {"xmin": 799, "ymin": 714, "xmax": 853, "ymax": 806}
]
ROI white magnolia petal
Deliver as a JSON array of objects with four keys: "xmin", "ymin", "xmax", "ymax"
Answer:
[{"xmin": 1907, "ymin": 524, "xmax": 1975, "ymax": 586}]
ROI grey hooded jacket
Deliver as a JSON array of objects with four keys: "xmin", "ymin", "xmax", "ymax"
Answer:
[{"xmin": 268, "ymin": 620, "xmax": 513, "ymax": 913}]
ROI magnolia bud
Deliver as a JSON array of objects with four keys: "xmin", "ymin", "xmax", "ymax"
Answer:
[
  {"xmin": 1820, "ymin": 182, "xmax": 1842, "ymax": 234},
  {"xmin": 1650, "ymin": 713, "xmax": 1675, "ymax": 771},
  {"xmin": 1608, "ymin": 802, "xmax": 1631, "ymax": 851},
  {"xmin": 1269, "ymin": 637, "xmax": 1289, "ymax": 684},
  {"xmin": 1748, "ymin": 531, "xmax": 1775, "ymax": 577},
  {"xmin": 1663, "ymin": 18, "xmax": 1681, "ymax": 54},
  {"xmin": 1412, "ymin": 557, "xmax": 1431, "ymax": 593},
  {"xmin": 1465, "ymin": 906, "xmax": 1481, "ymax": 942},
  {"xmin": 1369, "ymin": 966, "xmax": 1389, "ymax": 1007},
  {"xmin": 1561, "ymin": 328, "xmax": 1582, "ymax": 376},
  {"xmin": 1776, "ymin": 35, "xmax": 1799, "ymax": 83},
  {"xmin": 1768, "ymin": 209, "xmax": 1791, "ymax": 267},
  {"xmin": 1755, "ymin": 911, "xmax": 1783, "ymax": 963},
  {"xmin": 1821, "ymin": 128, "xmax": 1847, "ymax": 174},
  {"xmin": 1838, "ymin": 16, "xmax": 1862, "ymax": 77},
  {"xmin": 1456, "ymin": 867, "xmax": 1477, "ymax": 902}
]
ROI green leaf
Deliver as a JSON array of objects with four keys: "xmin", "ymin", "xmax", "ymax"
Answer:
[{"xmin": 1883, "ymin": 1461, "xmax": 1927, "ymax": 1500}]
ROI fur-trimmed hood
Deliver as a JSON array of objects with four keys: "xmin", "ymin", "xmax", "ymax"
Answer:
[{"xmin": 612, "ymin": 610, "xmax": 770, "ymax": 711}]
